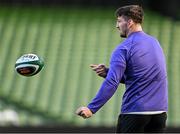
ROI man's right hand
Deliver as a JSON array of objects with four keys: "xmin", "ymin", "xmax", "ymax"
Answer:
[{"xmin": 90, "ymin": 64, "xmax": 108, "ymax": 78}]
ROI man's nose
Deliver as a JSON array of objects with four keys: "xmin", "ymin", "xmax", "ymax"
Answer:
[{"xmin": 116, "ymin": 23, "xmax": 119, "ymax": 28}]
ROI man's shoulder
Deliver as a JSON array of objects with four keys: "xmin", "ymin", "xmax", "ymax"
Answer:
[
  {"xmin": 117, "ymin": 38, "xmax": 134, "ymax": 51},
  {"xmin": 112, "ymin": 40, "xmax": 131, "ymax": 58},
  {"xmin": 119, "ymin": 36, "xmax": 133, "ymax": 45}
]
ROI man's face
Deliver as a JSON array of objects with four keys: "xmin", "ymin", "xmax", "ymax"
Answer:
[{"xmin": 116, "ymin": 16, "xmax": 128, "ymax": 38}]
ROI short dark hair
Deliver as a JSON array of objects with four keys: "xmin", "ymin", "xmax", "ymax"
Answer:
[{"xmin": 115, "ymin": 5, "xmax": 144, "ymax": 24}]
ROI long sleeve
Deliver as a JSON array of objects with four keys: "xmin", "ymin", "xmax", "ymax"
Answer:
[
  {"xmin": 87, "ymin": 61, "xmax": 126, "ymax": 113},
  {"xmin": 105, "ymin": 68, "xmax": 125, "ymax": 84}
]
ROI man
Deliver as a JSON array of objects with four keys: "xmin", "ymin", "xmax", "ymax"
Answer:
[{"xmin": 76, "ymin": 5, "xmax": 168, "ymax": 133}]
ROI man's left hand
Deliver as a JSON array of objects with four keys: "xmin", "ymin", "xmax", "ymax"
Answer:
[{"xmin": 75, "ymin": 107, "xmax": 93, "ymax": 119}]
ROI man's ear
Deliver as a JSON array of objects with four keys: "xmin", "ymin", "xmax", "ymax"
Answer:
[{"xmin": 127, "ymin": 19, "xmax": 133, "ymax": 28}]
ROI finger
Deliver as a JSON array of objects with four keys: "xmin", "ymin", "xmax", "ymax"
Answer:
[
  {"xmin": 75, "ymin": 108, "xmax": 83, "ymax": 115},
  {"xmin": 81, "ymin": 113, "xmax": 89, "ymax": 119},
  {"xmin": 91, "ymin": 66, "xmax": 100, "ymax": 71},
  {"xmin": 90, "ymin": 64, "xmax": 105, "ymax": 68},
  {"xmin": 76, "ymin": 110, "xmax": 82, "ymax": 115},
  {"xmin": 90, "ymin": 64, "xmax": 98, "ymax": 68},
  {"xmin": 98, "ymin": 64, "xmax": 105, "ymax": 67},
  {"xmin": 97, "ymin": 72, "xmax": 105, "ymax": 75},
  {"xmin": 91, "ymin": 68, "xmax": 98, "ymax": 71},
  {"xmin": 90, "ymin": 64, "xmax": 104, "ymax": 69},
  {"xmin": 78, "ymin": 111, "xmax": 83, "ymax": 116},
  {"xmin": 96, "ymin": 69, "xmax": 105, "ymax": 74},
  {"xmin": 96, "ymin": 72, "xmax": 103, "ymax": 76},
  {"xmin": 96, "ymin": 68, "xmax": 105, "ymax": 72},
  {"xmin": 81, "ymin": 112, "xmax": 85, "ymax": 116},
  {"xmin": 79, "ymin": 111, "xmax": 87, "ymax": 118},
  {"xmin": 92, "ymin": 66, "xmax": 105, "ymax": 71},
  {"xmin": 97, "ymin": 73, "xmax": 106, "ymax": 77},
  {"xmin": 79, "ymin": 111, "xmax": 85, "ymax": 116}
]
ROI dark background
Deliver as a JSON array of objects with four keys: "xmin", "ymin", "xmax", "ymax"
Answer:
[{"xmin": 0, "ymin": 0, "xmax": 180, "ymax": 19}]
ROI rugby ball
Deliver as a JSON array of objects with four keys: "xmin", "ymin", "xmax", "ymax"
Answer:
[{"xmin": 15, "ymin": 54, "xmax": 44, "ymax": 76}]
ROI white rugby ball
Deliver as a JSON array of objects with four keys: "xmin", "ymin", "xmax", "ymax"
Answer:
[{"xmin": 15, "ymin": 54, "xmax": 44, "ymax": 76}]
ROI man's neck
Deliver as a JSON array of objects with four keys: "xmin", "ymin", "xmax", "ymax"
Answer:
[{"xmin": 127, "ymin": 24, "xmax": 143, "ymax": 37}]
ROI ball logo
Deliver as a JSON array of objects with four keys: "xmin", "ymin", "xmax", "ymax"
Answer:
[
  {"xmin": 15, "ymin": 54, "xmax": 44, "ymax": 77},
  {"xmin": 16, "ymin": 54, "xmax": 39, "ymax": 64}
]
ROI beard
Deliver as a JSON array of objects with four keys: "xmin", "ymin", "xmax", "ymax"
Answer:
[
  {"xmin": 119, "ymin": 25, "xmax": 128, "ymax": 38},
  {"xmin": 120, "ymin": 33, "xmax": 127, "ymax": 38},
  {"xmin": 120, "ymin": 31, "xmax": 127, "ymax": 38}
]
